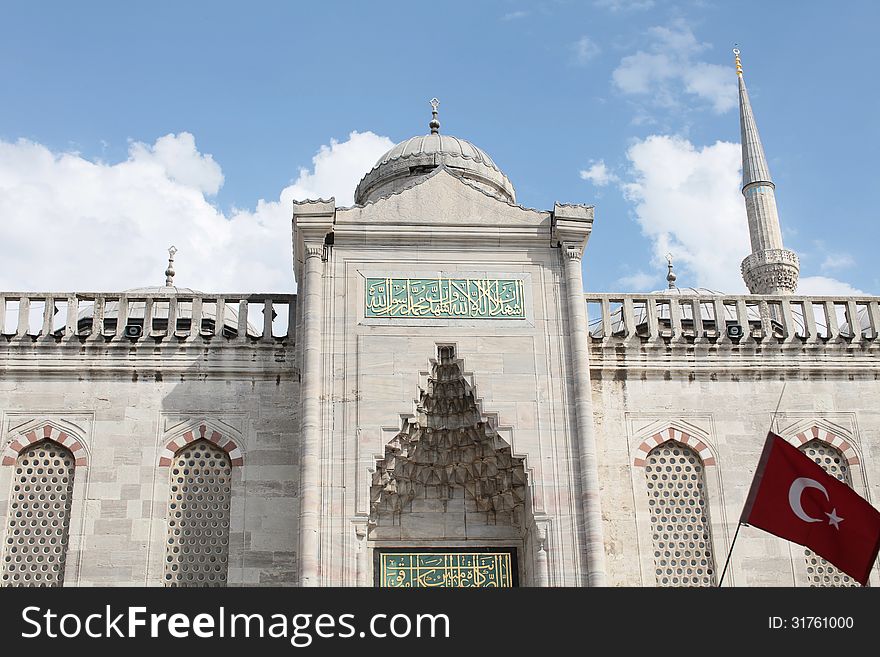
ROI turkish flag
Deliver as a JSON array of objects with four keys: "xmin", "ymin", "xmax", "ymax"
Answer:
[{"xmin": 741, "ymin": 432, "xmax": 880, "ymax": 585}]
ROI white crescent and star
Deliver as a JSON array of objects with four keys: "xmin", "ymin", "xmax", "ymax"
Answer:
[{"xmin": 787, "ymin": 477, "xmax": 844, "ymax": 530}]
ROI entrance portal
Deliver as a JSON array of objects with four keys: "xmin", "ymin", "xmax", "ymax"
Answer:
[{"xmin": 369, "ymin": 346, "xmax": 532, "ymax": 586}]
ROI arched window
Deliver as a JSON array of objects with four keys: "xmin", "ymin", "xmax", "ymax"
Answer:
[
  {"xmin": 800, "ymin": 439, "xmax": 858, "ymax": 587},
  {"xmin": 645, "ymin": 442, "xmax": 715, "ymax": 586},
  {"xmin": 1, "ymin": 440, "xmax": 75, "ymax": 587},
  {"xmin": 164, "ymin": 440, "xmax": 231, "ymax": 587}
]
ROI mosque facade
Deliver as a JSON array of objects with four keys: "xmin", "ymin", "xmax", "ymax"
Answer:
[{"xmin": 0, "ymin": 54, "xmax": 877, "ymax": 587}]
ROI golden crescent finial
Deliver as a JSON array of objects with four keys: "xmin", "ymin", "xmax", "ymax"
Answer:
[{"xmin": 733, "ymin": 46, "xmax": 743, "ymax": 77}]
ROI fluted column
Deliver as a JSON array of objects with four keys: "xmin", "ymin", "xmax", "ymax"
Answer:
[
  {"xmin": 298, "ymin": 242, "xmax": 324, "ymax": 586},
  {"xmin": 562, "ymin": 241, "xmax": 607, "ymax": 586}
]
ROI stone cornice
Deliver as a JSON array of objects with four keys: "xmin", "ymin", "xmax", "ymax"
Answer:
[
  {"xmin": 551, "ymin": 203, "xmax": 594, "ymax": 254},
  {"xmin": 0, "ymin": 341, "xmax": 297, "ymax": 379},
  {"xmin": 588, "ymin": 342, "xmax": 880, "ymax": 376},
  {"xmin": 330, "ymin": 222, "xmax": 548, "ymax": 248}
]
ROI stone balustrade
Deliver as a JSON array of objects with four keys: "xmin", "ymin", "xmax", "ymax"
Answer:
[
  {"xmin": 583, "ymin": 293, "xmax": 880, "ymax": 345},
  {"xmin": 0, "ymin": 292, "xmax": 296, "ymax": 344}
]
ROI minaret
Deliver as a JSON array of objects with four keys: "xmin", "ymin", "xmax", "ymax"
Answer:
[{"xmin": 735, "ymin": 48, "xmax": 799, "ymax": 294}]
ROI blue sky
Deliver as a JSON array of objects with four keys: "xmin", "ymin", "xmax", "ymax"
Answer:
[{"xmin": 1, "ymin": 0, "xmax": 877, "ymax": 294}]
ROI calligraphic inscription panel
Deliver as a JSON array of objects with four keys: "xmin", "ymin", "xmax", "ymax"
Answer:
[
  {"xmin": 376, "ymin": 549, "xmax": 516, "ymax": 588},
  {"xmin": 365, "ymin": 277, "xmax": 525, "ymax": 319}
]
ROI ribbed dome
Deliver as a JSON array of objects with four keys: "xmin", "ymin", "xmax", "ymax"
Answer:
[
  {"xmin": 354, "ymin": 132, "xmax": 515, "ymax": 205},
  {"xmin": 378, "ymin": 134, "xmax": 501, "ymax": 170}
]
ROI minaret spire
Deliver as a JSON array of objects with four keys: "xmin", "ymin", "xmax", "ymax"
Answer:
[{"xmin": 735, "ymin": 48, "xmax": 799, "ymax": 295}]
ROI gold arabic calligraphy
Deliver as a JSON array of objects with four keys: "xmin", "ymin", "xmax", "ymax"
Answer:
[
  {"xmin": 378, "ymin": 551, "xmax": 513, "ymax": 588},
  {"xmin": 365, "ymin": 277, "xmax": 525, "ymax": 319}
]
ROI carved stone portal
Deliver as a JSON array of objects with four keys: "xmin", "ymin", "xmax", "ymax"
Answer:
[{"xmin": 369, "ymin": 346, "xmax": 528, "ymax": 533}]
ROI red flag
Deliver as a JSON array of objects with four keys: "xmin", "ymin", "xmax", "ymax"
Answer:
[{"xmin": 741, "ymin": 432, "xmax": 880, "ymax": 585}]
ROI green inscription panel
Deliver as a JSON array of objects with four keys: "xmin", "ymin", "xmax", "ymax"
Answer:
[
  {"xmin": 365, "ymin": 277, "xmax": 525, "ymax": 319},
  {"xmin": 377, "ymin": 550, "xmax": 516, "ymax": 588}
]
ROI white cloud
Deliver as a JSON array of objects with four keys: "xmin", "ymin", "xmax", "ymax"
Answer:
[
  {"xmin": 502, "ymin": 10, "xmax": 529, "ymax": 20},
  {"xmin": 594, "ymin": 0, "xmax": 655, "ymax": 11},
  {"xmin": 618, "ymin": 133, "xmax": 865, "ymax": 295},
  {"xmin": 621, "ymin": 134, "xmax": 748, "ymax": 291},
  {"xmin": 283, "ymin": 131, "xmax": 393, "ymax": 206},
  {"xmin": 573, "ymin": 36, "xmax": 601, "ymax": 66},
  {"xmin": 797, "ymin": 276, "xmax": 865, "ymax": 296},
  {"xmin": 613, "ymin": 52, "xmax": 668, "ymax": 96},
  {"xmin": 579, "ymin": 160, "xmax": 618, "ymax": 187},
  {"xmin": 616, "ymin": 271, "xmax": 657, "ymax": 291},
  {"xmin": 820, "ymin": 251, "xmax": 855, "ymax": 272},
  {"xmin": 684, "ymin": 62, "xmax": 737, "ymax": 113},
  {"xmin": 0, "ymin": 130, "xmax": 392, "ymax": 293},
  {"xmin": 612, "ymin": 21, "xmax": 736, "ymax": 114},
  {"xmin": 128, "ymin": 132, "xmax": 223, "ymax": 195}
]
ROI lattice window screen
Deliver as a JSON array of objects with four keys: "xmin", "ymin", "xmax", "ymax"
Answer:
[
  {"xmin": 645, "ymin": 442, "xmax": 715, "ymax": 586},
  {"xmin": 801, "ymin": 439, "xmax": 858, "ymax": 587},
  {"xmin": 164, "ymin": 440, "xmax": 231, "ymax": 586},
  {"xmin": 1, "ymin": 440, "xmax": 75, "ymax": 587}
]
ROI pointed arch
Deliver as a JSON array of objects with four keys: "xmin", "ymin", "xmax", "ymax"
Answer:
[
  {"xmin": 158, "ymin": 422, "xmax": 243, "ymax": 466},
  {"xmin": 1, "ymin": 423, "xmax": 88, "ymax": 467},
  {"xmin": 785, "ymin": 426, "xmax": 859, "ymax": 466},
  {"xmin": 633, "ymin": 426, "xmax": 716, "ymax": 467}
]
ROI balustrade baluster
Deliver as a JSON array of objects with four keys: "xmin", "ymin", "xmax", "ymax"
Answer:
[
  {"xmin": 622, "ymin": 298, "xmax": 636, "ymax": 340},
  {"xmin": 236, "ymin": 299, "xmax": 249, "ymax": 342},
  {"xmin": 263, "ymin": 298, "xmax": 274, "ymax": 341},
  {"xmin": 16, "ymin": 296, "xmax": 31, "ymax": 338}
]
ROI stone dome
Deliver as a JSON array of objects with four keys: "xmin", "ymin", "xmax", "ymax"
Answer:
[
  {"xmin": 75, "ymin": 286, "xmax": 259, "ymax": 337},
  {"xmin": 353, "ymin": 103, "xmax": 516, "ymax": 205}
]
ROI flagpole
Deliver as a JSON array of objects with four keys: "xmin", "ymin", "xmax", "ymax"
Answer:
[
  {"xmin": 717, "ymin": 522, "xmax": 742, "ymax": 587},
  {"xmin": 771, "ymin": 382, "xmax": 786, "ymax": 434},
  {"xmin": 718, "ymin": 384, "xmax": 787, "ymax": 588}
]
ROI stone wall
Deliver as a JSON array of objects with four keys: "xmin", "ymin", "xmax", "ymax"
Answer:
[
  {"xmin": 0, "ymin": 343, "xmax": 300, "ymax": 586},
  {"xmin": 593, "ymin": 368, "xmax": 880, "ymax": 587}
]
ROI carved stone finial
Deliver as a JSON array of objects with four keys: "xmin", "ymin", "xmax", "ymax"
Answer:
[
  {"xmin": 665, "ymin": 253, "xmax": 677, "ymax": 289},
  {"xmin": 164, "ymin": 245, "xmax": 178, "ymax": 287},
  {"xmin": 429, "ymin": 98, "xmax": 440, "ymax": 134}
]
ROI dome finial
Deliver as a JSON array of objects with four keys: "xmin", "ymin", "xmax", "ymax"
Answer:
[
  {"xmin": 429, "ymin": 97, "xmax": 440, "ymax": 134},
  {"xmin": 733, "ymin": 45, "xmax": 743, "ymax": 77},
  {"xmin": 164, "ymin": 245, "xmax": 178, "ymax": 287},
  {"xmin": 665, "ymin": 253, "xmax": 677, "ymax": 289}
]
